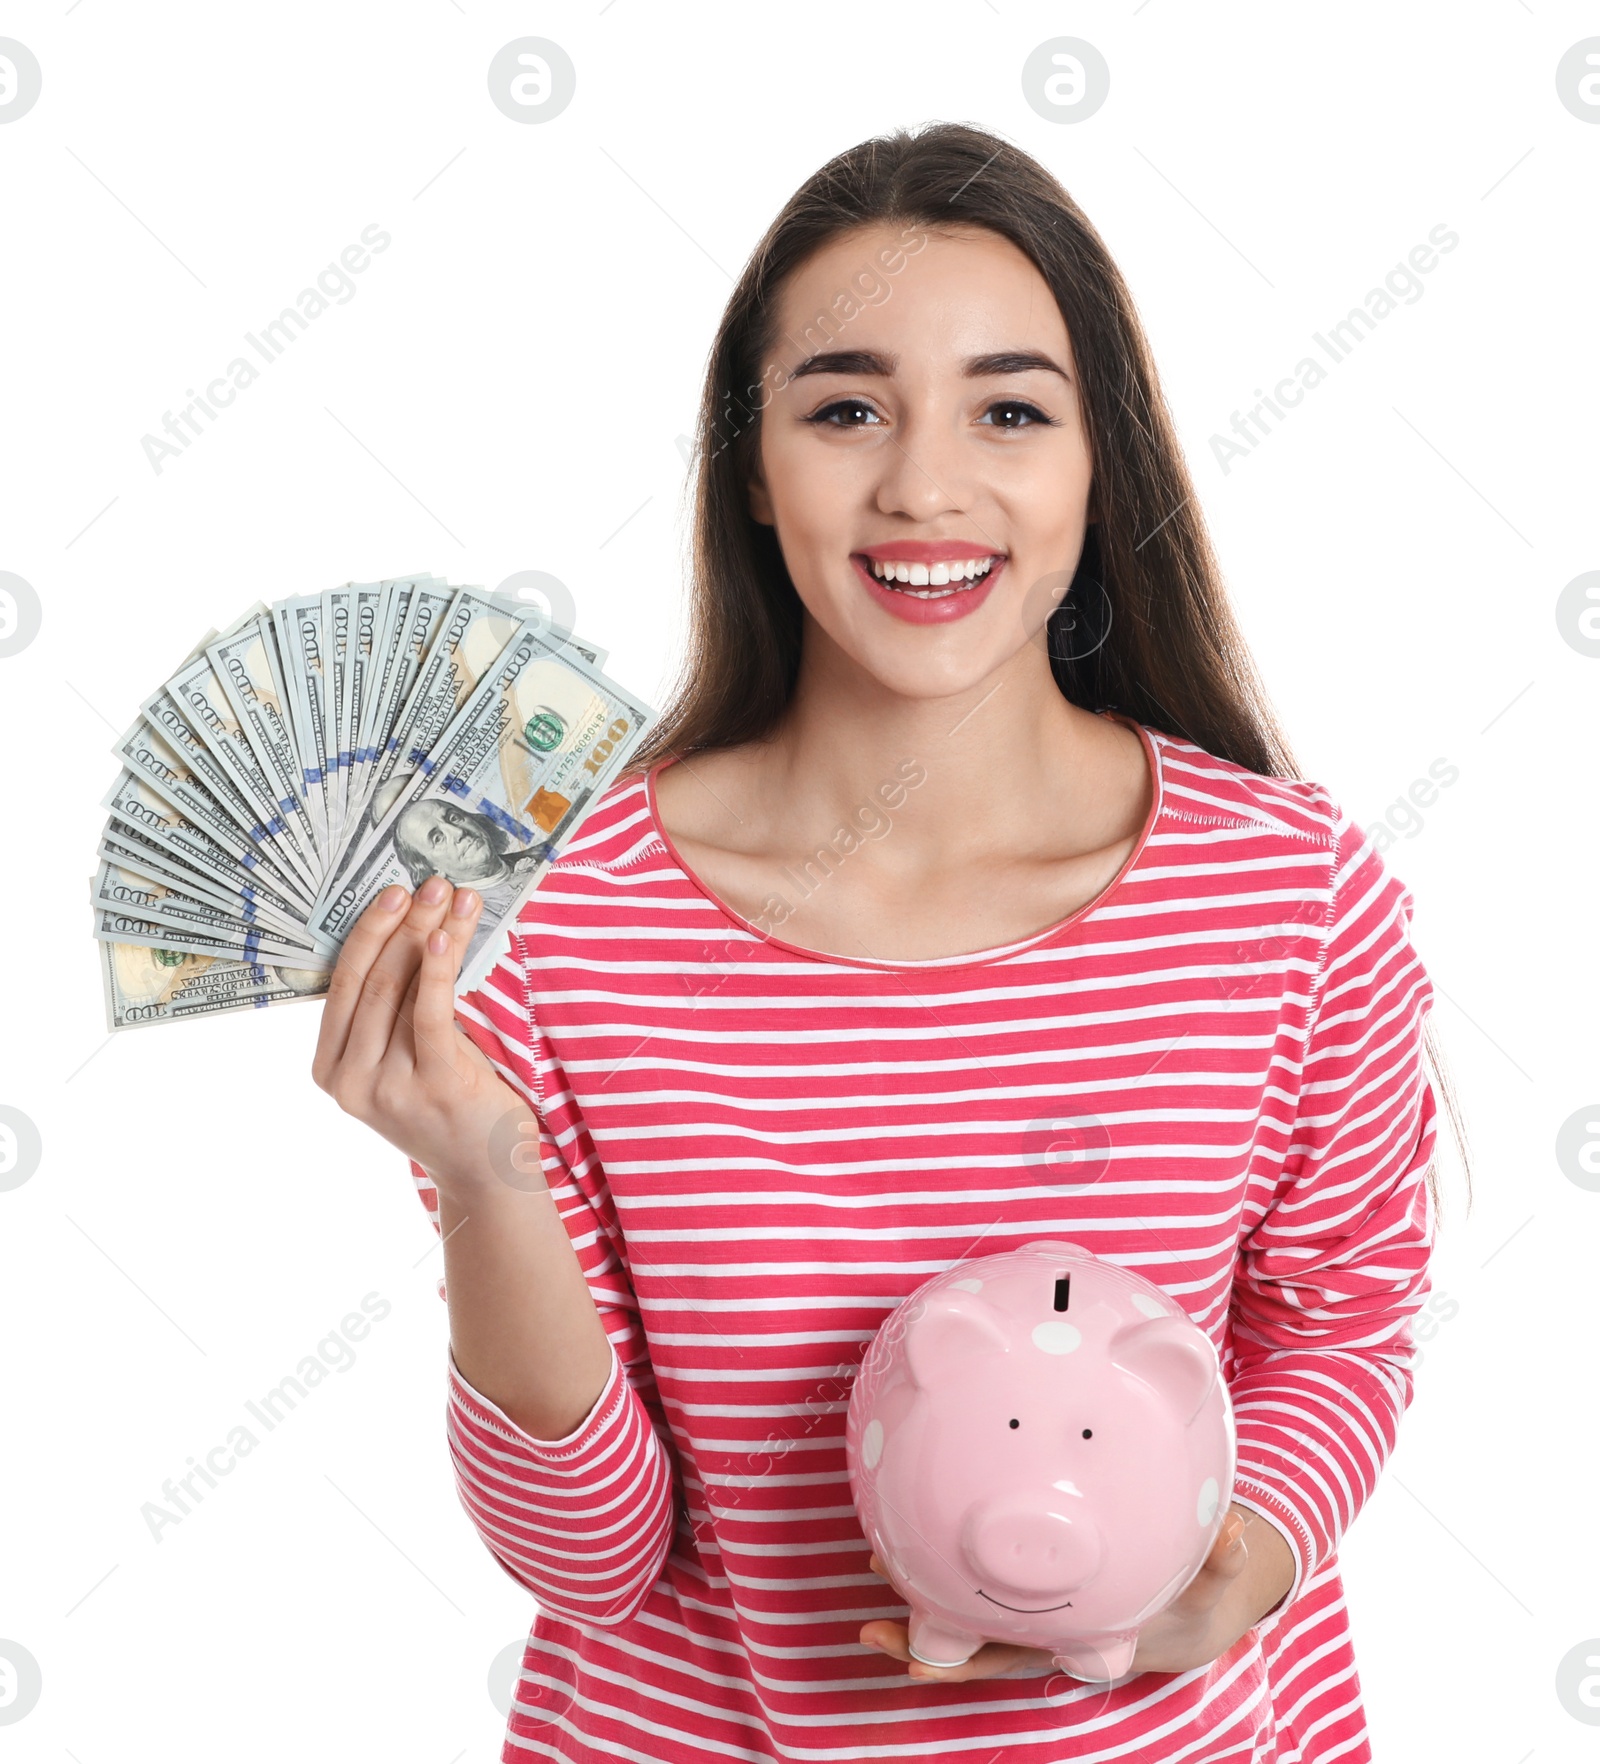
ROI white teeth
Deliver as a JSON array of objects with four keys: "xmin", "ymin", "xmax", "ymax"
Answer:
[{"xmin": 866, "ymin": 554, "xmax": 998, "ymax": 595}]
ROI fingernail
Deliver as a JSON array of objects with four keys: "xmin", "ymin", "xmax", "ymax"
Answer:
[
  {"xmin": 428, "ymin": 928, "xmax": 448, "ymax": 955},
  {"xmin": 380, "ymin": 885, "xmax": 407, "ymax": 912},
  {"xmin": 451, "ymin": 887, "xmax": 478, "ymax": 918},
  {"xmin": 420, "ymin": 875, "xmax": 448, "ymax": 905}
]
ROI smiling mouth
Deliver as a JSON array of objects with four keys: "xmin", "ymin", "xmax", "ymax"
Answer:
[
  {"xmin": 978, "ymin": 1590, "xmax": 1074, "ymax": 1613},
  {"xmin": 856, "ymin": 553, "xmax": 1004, "ymax": 599}
]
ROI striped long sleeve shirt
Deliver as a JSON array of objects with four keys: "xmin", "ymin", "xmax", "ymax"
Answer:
[{"xmin": 410, "ymin": 711, "xmax": 1439, "ymax": 1763}]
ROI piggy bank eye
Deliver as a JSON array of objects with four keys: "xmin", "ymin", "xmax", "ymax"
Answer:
[
  {"xmin": 1082, "ymin": 1428, "xmax": 1093, "ymax": 1439},
  {"xmin": 1008, "ymin": 1419, "xmax": 1020, "ymax": 1429}
]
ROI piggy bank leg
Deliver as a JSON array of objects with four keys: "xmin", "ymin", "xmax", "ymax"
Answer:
[
  {"xmin": 1050, "ymin": 1633, "xmax": 1139, "ymax": 1682},
  {"xmin": 906, "ymin": 1610, "xmax": 984, "ymax": 1669}
]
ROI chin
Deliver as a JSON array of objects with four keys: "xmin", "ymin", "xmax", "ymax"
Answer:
[{"xmin": 859, "ymin": 645, "xmax": 1011, "ymax": 701}]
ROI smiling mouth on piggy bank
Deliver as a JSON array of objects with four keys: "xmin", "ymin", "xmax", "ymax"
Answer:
[{"xmin": 977, "ymin": 1591, "xmax": 1074, "ymax": 1612}]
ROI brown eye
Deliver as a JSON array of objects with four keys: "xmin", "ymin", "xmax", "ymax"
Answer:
[
  {"xmin": 806, "ymin": 399, "xmax": 883, "ymax": 428},
  {"xmin": 980, "ymin": 399, "xmax": 1052, "ymax": 430}
]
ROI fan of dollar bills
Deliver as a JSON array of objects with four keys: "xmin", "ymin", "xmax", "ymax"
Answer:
[{"xmin": 93, "ymin": 572, "xmax": 656, "ymax": 1030}]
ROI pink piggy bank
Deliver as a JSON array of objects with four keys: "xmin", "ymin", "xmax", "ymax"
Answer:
[{"xmin": 845, "ymin": 1239, "xmax": 1236, "ymax": 1681}]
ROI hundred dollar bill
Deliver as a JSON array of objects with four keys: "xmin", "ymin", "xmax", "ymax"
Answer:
[
  {"xmin": 356, "ymin": 579, "xmax": 455, "ymax": 812},
  {"xmin": 91, "ymin": 573, "xmax": 641, "ymax": 1031},
  {"xmin": 318, "ymin": 584, "xmax": 491, "ymax": 897},
  {"xmin": 143, "ymin": 677, "xmax": 317, "ymax": 905},
  {"xmin": 470, "ymin": 587, "xmax": 605, "ymax": 671},
  {"xmin": 98, "ymin": 824, "xmax": 303, "ymax": 933},
  {"xmin": 309, "ymin": 614, "xmax": 654, "ymax": 990},
  {"xmin": 338, "ymin": 575, "xmax": 439, "ymax": 854},
  {"xmin": 352, "ymin": 582, "xmax": 416, "ymax": 769},
  {"xmin": 275, "ymin": 594, "xmax": 335, "ymax": 862},
  {"xmin": 111, "ymin": 712, "xmax": 312, "ymax": 912},
  {"xmin": 91, "ymin": 858, "xmax": 327, "ymax": 963},
  {"xmin": 101, "ymin": 938, "xmax": 330, "ymax": 1031},
  {"xmin": 321, "ymin": 583, "xmax": 355, "ymax": 846},
  {"xmin": 102, "ymin": 770, "xmax": 323, "ymax": 945},
  {"xmin": 92, "ymin": 901, "xmax": 325, "ymax": 966},
  {"xmin": 343, "ymin": 583, "xmax": 382, "ymax": 820},
  {"xmin": 322, "ymin": 584, "xmax": 605, "ymax": 899},
  {"xmin": 348, "ymin": 579, "xmax": 412, "ymax": 818},
  {"xmin": 356, "ymin": 588, "xmax": 488, "ymax": 811},
  {"xmin": 204, "ymin": 613, "xmax": 325, "ymax": 871},
  {"xmin": 162, "ymin": 633, "xmax": 323, "ymax": 900}
]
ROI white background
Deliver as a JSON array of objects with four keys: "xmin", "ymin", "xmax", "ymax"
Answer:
[{"xmin": 1, "ymin": 2, "xmax": 1596, "ymax": 1758}]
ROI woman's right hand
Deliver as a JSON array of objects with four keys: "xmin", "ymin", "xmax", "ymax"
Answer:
[{"xmin": 311, "ymin": 873, "xmax": 533, "ymax": 1189}]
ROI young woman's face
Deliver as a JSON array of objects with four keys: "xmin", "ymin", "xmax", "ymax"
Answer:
[{"xmin": 748, "ymin": 222, "xmax": 1094, "ymax": 701}]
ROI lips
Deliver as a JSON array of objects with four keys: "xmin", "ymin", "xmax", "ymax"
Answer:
[
  {"xmin": 857, "ymin": 540, "xmax": 1003, "ymax": 562},
  {"xmin": 851, "ymin": 550, "xmax": 1006, "ymax": 625}
]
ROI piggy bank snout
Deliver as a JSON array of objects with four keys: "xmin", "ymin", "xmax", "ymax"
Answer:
[{"xmin": 964, "ymin": 1498, "xmax": 1103, "ymax": 1598}]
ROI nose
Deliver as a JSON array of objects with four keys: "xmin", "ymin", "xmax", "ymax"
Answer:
[
  {"xmin": 965, "ymin": 1498, "xmax": 1103, "ymax": 1598},
  {"xmin": 872, "ymin": 414, "xmax": 973, "ymax": 525}
]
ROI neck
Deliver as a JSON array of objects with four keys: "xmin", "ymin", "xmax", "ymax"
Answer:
[{"xmin": 748, "ymin": 624, "xmax": 1135, "ymax": 867}]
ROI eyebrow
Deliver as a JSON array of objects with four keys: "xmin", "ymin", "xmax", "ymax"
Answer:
[{"xmin": 786, "ymin": 348, "xmax": 1070, "ymax": 382}]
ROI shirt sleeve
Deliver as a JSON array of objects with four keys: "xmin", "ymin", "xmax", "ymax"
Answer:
[
  {"xmin": 1225, "ymin": 804, "xmax": 1440, "ymax": 1618},
  {"xmin": 409, "ymin": 923, "xmax": 679, "ymax": 1626}
]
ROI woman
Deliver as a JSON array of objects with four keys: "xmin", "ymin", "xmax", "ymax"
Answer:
[{"xmin": 311, "ymin": 122, "xmax": 1469, "ymax": 1763}]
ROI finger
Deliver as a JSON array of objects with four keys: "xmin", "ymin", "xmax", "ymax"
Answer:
[
  {"xmin": 312, "ymin": 884, "xmax": 409, "ymax": 1082},
  {"xmin": 385, "ymin": 957, "xmax": 426, "ymax": 1075},
  {"xmin": 413, "ymin": 887, "xmax": 482, "ymax": 1087},
  {"xmin": 908, "ymin": 1643, "xmax": 1030, "ymax": 1683},
  {"xmin": 1211, "ymin": 1531, "xmax": 1250, "ymax": 1583},
  {"xmin": 1177, "ymin": 1521, "xmax": 1247, "ymax": 1610},
  {"xmin": 859, "ymin": 1621, "xmax": 912, "ymax": 1662},
  {"xmin": 1192, "ymin": 1502, "xmax": 1241, "ymax": 1573},
  {"xmin": 339, "ymin": 876, "xmax": 454, "ymax": 1077},
  {"xmin": 1203, "ymin": 1512, "xmax": 1246, "ymax": 1569}
]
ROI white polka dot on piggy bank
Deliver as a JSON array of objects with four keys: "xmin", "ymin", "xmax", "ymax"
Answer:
[{"xmin": 846, "ymin": 1240, "xmax": 1237, "ymax": 1679}]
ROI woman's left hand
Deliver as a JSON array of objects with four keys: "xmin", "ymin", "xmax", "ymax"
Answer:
[{"xmin": 858, "ymin": 1502, "xmax": 1296, "ymax": 1683}]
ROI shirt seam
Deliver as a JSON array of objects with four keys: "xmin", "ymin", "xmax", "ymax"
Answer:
[
  {"xmin": 1161, "ymin": 808, "xmax": 1327, "ymax": 843},
  {"xmin": 1297, "ymin": 822, "xmax": 1345, "ymax": 1070},
  {"xmin": 450, "ymin": 1340, "xmax": 626, "ymax": 1458},
  {"xmin": 1230, "ymin": 1477, "xmax": 1316, "ymax": 1581},
  {"xmin": 553, "ymin": 852, "xmax": 667, "ymax": 877},
  {"xmin": 512, "ymin": 925, "xmax": 548, "ymax": 1119}
]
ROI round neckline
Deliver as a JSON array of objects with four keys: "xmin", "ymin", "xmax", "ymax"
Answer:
[{"xmin": 642, "ymin": 709, "xmax": 1164, "ymax": 972}]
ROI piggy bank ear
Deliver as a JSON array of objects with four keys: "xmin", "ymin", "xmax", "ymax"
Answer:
[
  {"xmin": 1109, "ymin": 1316, "xmax": 1218, "ymax": 1425},
  {"xmin": 903, "ymin": 1294, "xmax": 1012, "ymax": 1390}
]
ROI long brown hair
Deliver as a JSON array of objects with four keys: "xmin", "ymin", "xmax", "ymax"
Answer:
[{"xmin": 631, "ymin": 120, "xmax": 1472, "ymax": 1221}]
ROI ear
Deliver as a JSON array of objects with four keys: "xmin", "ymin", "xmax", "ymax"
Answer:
[
  {"xmin": 903, "ymin": 1292, "xmax": 1012, "ymax": 1390},
  {"xmin": 1109, "ymin": 1315, "xmax": 1218, "ymax": 1426}
]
